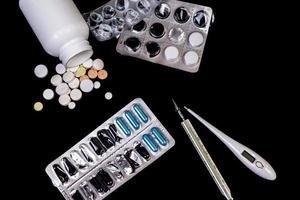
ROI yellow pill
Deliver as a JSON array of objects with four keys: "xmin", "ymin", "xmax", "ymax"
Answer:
[
  {"xmin": 34, "ymin": 102, "xmax": 43, "ymax": 112},
  {"xmin": 75, "ymin": 66, "xmax": 86, "ymax": 77}
]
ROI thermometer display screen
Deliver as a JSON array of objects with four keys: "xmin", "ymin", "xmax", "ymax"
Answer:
[{"xmin": 242, "ymin": 150, "xmax": 256, "ymax": 163}]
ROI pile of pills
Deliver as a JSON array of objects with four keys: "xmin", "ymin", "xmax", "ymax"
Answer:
[{"xmin": 33, "ymin": 58, "xmax": 113, "ymax": 111}]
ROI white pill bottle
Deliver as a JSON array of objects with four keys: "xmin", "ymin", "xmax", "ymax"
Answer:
[{"xmin": 19, "ymin": 0, "xmax": 93, "ymax": 67}]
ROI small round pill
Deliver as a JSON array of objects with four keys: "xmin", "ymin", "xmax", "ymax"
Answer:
[
  {"xmin": 59, "ymin": 94, "xmax": 71, "ymax": 106},
  {"xmin": 70, "ymin": 89, "xmax": 82, "ymax": 101},
  {"xmin": 33, "ymin": 102, "xmax": 43, "ymax": 111},
  {"xmin": 68, "ymin": 102, "xmax": 76, "ymax": 110},
  {"xmin": 189, "ymin": 32, "xmax": 204, "ymax": 47},
  {"xmin": 50, "ymin": 74, "xmax": 62, "ymax": 86},
  {"xmin": 43, "ymin": 89, "xmax": 55, "ymax": 100},
  {"xmin": 80, "ymin": 75, "xmax": 89, "ymax": 81},
  {"xmin": 88, "ymin": 69, "xmax": 98, "ymax": 79},
  {"xmin": 55, "ymin": 63, "xmax": 66, "ymax": 74},
  {"xmin": 80, "ymin": 79, "xmax": 94, "ymax": 93},
  {"xmin": 98, "ymin": 69, "xmax": 108, "ymax": 80},
  {"xmin": 68, "ymin": 78, "xmax": 80, "ymax": 89},
  {"xmin": 105, "ymin": 92, "xmax": 113, "ymax": 100},
  {"xmin": 164, "ymin": 46, "xmax": 179, "ymax": 61},
  {"xmin": 183, "ymin": 51, "xmax": 199, "ymax": 66},
  {"xmin": 93, "ymin": 59, "xmax": 104, "ymax": 70},
  {"xmin": 76, "ymin": 66, "xmax": 87, "ymax": 77},
  {"xmin": 83, "ymin": 59, "xmax": 93, "ymax": 69},
  {"xmin": 34, "ymin": 64, "xmax": 48, "ymax": 78},
  {"xmin": 55, "ymin": 83, "xmax": 70, "ymax": 95},
  {"xmin": 63, "ymin": 71, "xmax": 75, "ymax": 83},
  {"xmin": 94, "ymin": 81, "xmax": 101, "ymax": 89}
]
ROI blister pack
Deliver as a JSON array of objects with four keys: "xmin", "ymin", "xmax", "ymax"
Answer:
[
  {"xmin": 46, "ymin": 98, "xmax": 175, "ymax": 200},
  {"xmin": 84, "ymin": 0, "xmax": 162, "ymax": 41},
  {"xmin": 116, "ymin": 0, "xmax": 213, "ymax": 73}
]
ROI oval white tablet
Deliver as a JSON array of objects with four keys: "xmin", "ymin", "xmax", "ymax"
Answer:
[
  {"xmin": 80, "ymin": 79, "xmax": 94, "ymax": 93},
  {"xmin": 68, "ymin": 102, "xmax": 76, "ymax": 110},
  {"xmin": 105, "ymin": 92, "xmax": 113, "ymax": 100},
  {"xmin": 63, "ymin": 71, "xmax": 75, "ymax": 83},
  {"xmin": 55, "ymin": 83, "xmax": 70, "ymax": 96},
  {"xmin": 55, "ymin": 63, "xmax": 66, "ymax": 75},
  {"xmin": 164, "ymin": 46, "xmax": 179, "ymax": 61},
  {"xmin": 34, "ymin": 64, "xmax": 48, "ymax": 78},
  {"xmin": 183, "ymin": 51, "xmax": 199, "ymax": 66},
  {"xmin": 94, "ymin": 81, "xmax": 101, "ymax": 89},
  {"xmin": 83, "ymin": 59, "xmax": 93, "ymax": 69},
  {"xmin": 68, "ymin": 78, "xmax": 80, "ymax": 89},
  {"xmin": 189, "ymin": 32, "xmax": 204, "ymax": 47},
  {"xmin": 59, "ymin": 94, "xmax": 71, "ymax": 106},
  {"xmin": 93, "ymin": 59, "xmax": 104, "ymax": 70},
  {"xmin": 50, "ymin": 74, "xmax": 62, "ymax": 86},
  {"xmin": 43, "ymin": 89, "xmax": 55, "ymax": 100},
  {"xmin": 70, "ymin": 89, "xmax": 82, "ymax": 101}
]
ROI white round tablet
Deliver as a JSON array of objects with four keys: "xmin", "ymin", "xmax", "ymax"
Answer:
[
  {"xmin": 55, "ymin": 83, "xmax": 70, "ymax": 96},
  {"xmin": 80, "ymin": 79, "xmax": 94, "ymax": 93},
  {"xmin": 59, "ymin": 94, "xmax": 71, "ymax": 106},
  {"xmin": 68, "ymin": 78, "xmax": 80, "ymax": 89},
  {"xmin": 93, "ymin": 59, "xmax": 104, "ymax": 70},
  {"xmin": 105, "ymin": 92, "xmax": 113, "ymax": 100},
  {"xmin": 94, "ymin": 81, "xmax": 101, "ymax": 89},
  {"xmin": 68, "ymin": 65, "xmax": 79, "ymax": 73},
  {"xmin": 83, "ymin": 59, "xmax": 93, "ymax": 69},
  {"xmin": 68, "ymin": 102, "xmax": 76, "ymax": 110},
  {"xmin": 189, "ymin": 32, "xmax": 204, "ymax": 47},
  {"xmin": 164, "ymin": 46, "xmax": 179, "ymax": 61},
  {"xmin": 34, "ymin": 64, "xmax": 48, "ymax": 78},
  {"xmin": 43, "ymin": 89, "xmax": 55, "ymax": 100},
  {"xmin": 70, "ymin": 89, "xmax": 82, "ymax": 101},
  {"xmin": 55, "ymin": 63, "xmax": 66, "ymax": 75},
  {"xmin": 50, "ymin": 74, "xmax": 62, "ymax": 86},
  {"xmin": 183, "ymin": 51, "xmax": 199, "ymax": 66},
  {"xmin": 63, "ymin": 71, "xmax": 75, "ymax": 83}
]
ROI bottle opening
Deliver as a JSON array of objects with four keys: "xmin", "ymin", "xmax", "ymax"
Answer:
[{"xmin": 67, "ymin": 50, "xmax": 93, "ymax": 68}]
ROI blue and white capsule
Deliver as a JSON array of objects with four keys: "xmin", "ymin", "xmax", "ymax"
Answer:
[
  {"xmin": 142, "ymin": 134, "xmax": 158, "ymax": 153},
  {"xmin": 133, "ymin": 104, "xmax": 149, "ymax": 123},
  {"xmin": 116, "ymin": 117, "xmax": 131, "ymax": 137},
  {"xmin": 151, "ymin": 127, "xmax": 168, "ymax": 146},
  {"xmin": 125, "ymin": 110, "xmax": 140, "ymax": 130}
]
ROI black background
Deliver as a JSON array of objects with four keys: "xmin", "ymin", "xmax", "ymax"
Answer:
[{"xmin": 6, "ymin": 0, "xmax": 291, "ymax": 199}]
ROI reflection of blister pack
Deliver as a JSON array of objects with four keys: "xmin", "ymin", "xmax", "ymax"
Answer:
[
  {"xmin": 116, "ymin": 0, "xmax": 213, "ymax": 73},
  {"xmin": 46, "ymin": 98, "xmax": 175, "ymax": 200},
  {"xmin": 84, "ymin": 0, "xmax": 162, "ymax": 41}
]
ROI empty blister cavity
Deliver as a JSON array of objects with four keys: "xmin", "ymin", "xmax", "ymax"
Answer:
[
  {"xmin": 168, "ymin": 27, "xmax": 186, "ymax": 43},
  {"xmin": 124, "ymin": 149, "xmax": 143, "ymax": 169},
  {"xmin": 125, "ymin": 110, "xmax": 140, "ymax": 130},
  {"xmin": 137, "ymin": 0, "xmax": 151, "ymax": 15},
  {"xmin": 97, "ymin": 129, "xmax": 115, "ymax": 149},
  {"xmin": 81, "ymin": 183, "xmax": 97, "ymax": 200},
  {"xmin": 151, "ymin": 127, "xmax": 168, "ymax": 146},
  {"xmin": 134, "ymin": 142, "xmax": 151, "ymax": 161},
  {"xmin": 115, "ymin": 154, "xmax": 134, "ymax": 175},
  {"xmin": 109, "ymin": 124, "xmax": 123, "ymax": 142},
  {"xmin": 102, "ymin": 5, "xmax": 116, "ymax": 20},
  {"xmin": 72, "ymin": 190, "xmax": 84, "ymax": 200},
  {"xmin": 183, "ymin": 50, "xmax": 199, "ymax": 66},
  {"xmin": 93, "ymin": 24, "xmax": 113, "ymax": 41},
  {"xmin": 164, "ymin": 46, "xmax": 179, "ymax": 62},
  {"xmin": 133, "ymin": 103, "xmax": 149, "ymax": 123},
  {"xmin": 80, "ymin": 144, "xmax": 96, "ymax": 163},
  {"xmin": 145, "ymin": 41, "xmax": 161, "ymax": 58},
  {"xmin": 106, "ymin": 162, "xmax": 124, "ymax": 181},
  {"xmin": 150, "ymin": 23, "xmax": 165, "ymax": 38},
  {"xmin": 88, "ymin": 12, "xmax": 103, "ymax": 29},
  {"xmin": 53, "ymin": 164, "xmax": 69, "ymax": 184},
  {"xmin": 142, "ymin": 134, "xmax": 159, "ymax": 152},
  {"xmin": 155, "ymin": 3, "xmax": 171, "ymax": 19},
  {"xmin": 174, "ymin": 7, "xmax": 190, "ymax": 23},
  {"xmin": 193, "ymin": 10, "xmax": 208, "ymax": 28},
  {"xmin": 132, "ymin": 20, "xmax": 147, "ymax": 33},
  {"xmin": 70, "ymin": 151, "xmax": 87, "ymax": 169},
  {"xmin": 188, "ymin": 32, "xmax": 204, "ymax": 47},
  {"xmin": 89, "ymin": 137, "xmax": 106, "ymax": 156},
  {"xmin": 62, "ymin": 157, "xmax": 78, "ymax": 177},
  {"xmin": 111, "ymin": 17, "xmax": 126, "ymax": 33},
  {"xmin": 124, "ymin": 9, "xmax": 140, "ymax": 25},
  {"xmin": 115, "ymin": 0, "xmax": 129, "ymax": 11},
  {"xmin": 116, "ymin": 117, "xmax": 132, "ymax": 137},
  {"xmin": 124, "ymin": 37, "xmax": 141, "ymax": 53}
]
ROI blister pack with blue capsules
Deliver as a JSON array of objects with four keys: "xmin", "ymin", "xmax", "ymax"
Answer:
[{"xmin": 46, "ymin": 98, "xmax": 175, "ymax": 200}]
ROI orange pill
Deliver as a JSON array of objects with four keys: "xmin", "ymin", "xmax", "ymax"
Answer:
[
  {"xmin": 88, "ymin": 69, "xmax": 98, "ymax": 79},
  {"xmin": 80, "ymin": 75, "xmax": 89, "ymax": 81},
  {"xmin": 98, "ymin": 69, "xmax": 108, "ymax": 80}
]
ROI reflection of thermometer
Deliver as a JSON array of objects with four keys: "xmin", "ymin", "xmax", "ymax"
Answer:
[{"xmin": 184, "ymin": 107, "xmax": 277, "ymax": 181}]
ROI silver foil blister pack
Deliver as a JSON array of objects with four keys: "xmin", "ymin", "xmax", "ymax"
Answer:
[
  {"xmin": 84, "ymin": 0, "xmax": 162, "ymax": 41},
  {"xmin": 116, "ymin": 0, "xmax": 213, "ymax": 73},
  {"xmin": 46, "ymin": 98, "xmax": 175, "ymax": 200}
]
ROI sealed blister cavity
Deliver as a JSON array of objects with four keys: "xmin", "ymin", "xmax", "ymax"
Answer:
[
  {"xmin": 46, "ymin": 98, "xmax": 175, "ymax": 200},
  {"xmin": 116, "ymin": 0, "xmax": 213, "ymax": 73},
  {"xmin": 116, "ymin": 117, "xmax": 132, "ymax": 136}
]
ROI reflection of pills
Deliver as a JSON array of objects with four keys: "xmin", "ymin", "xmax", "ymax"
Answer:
[
  {"xmin": 93, "ymin": 59, "xmax": 104, "ymax": 70},
  {"xmin": 80, "ymin": 79, "xmax": 94, "ymax": 93},
  {"xmin": 94, "ymin": 81, "xmax": 101, "ymax": 89},
  {"xmin": 184, "ymin": 51, "xmax": 199, "ymax": 66},
  {"xmin": 51, "ymin": 75, "xmax": 62, "ymax": 86},
  {"xmin": 43, "ymin": 89, "xmax": 55, "ymax": 100},
  {"xmin": 98, "ymin": 70, "xmax": 108, "ymax": 80},
  {"xmin": 70, "ymin": 89, "xmax": 82, "ymax": 101},
  {"xmin": 76, "ymin": 66, "xmax": 86, "ymax": 77},
  {"xmin": 105, "ymin": 92, "xmax": 113, "ymax": 100},
  {"xmin": 193, "ymin": 10, "xmax": 208, "ymax": 28},
  {"xmin": 124, "ymin": 37, "xmax": 141, "ymax": 53},
  {"xmin": 55, "ymin": 64, "xmax": 66, "ymax": 75},
  {"xmin": 83, "ymin": 59, "xmax": 93, "ymax": 69},
  {"xmin": 59, "ymin": 94, "xmax": 71, "ymax": 106},
  {"xmin": 80, "ymin": 75, "xmax": 89, "ymax": 81},
  {"xmin": 145, "ymin": 42, "xmax": 161, "ymax": 58},
  {"xmin": 55, "ymin": 83, "xmax": 70, "ymax": 95},
  {"xmin": 68, "ymin": 78, "xmax": 80, "ymax": 89},
  {"xmin": 164, "ymin": 46, "xmax": 179, "ymax": 61},
  {"xmin": 34, "ymin": 64, "xmax": 48, "ymax": 78},
  {"xmin": 34, "ymin": 102, "xmax": 43, "ymax": 112},
  {"xmin": 88, "ymin": 69, "xmax": 98, "ymax": 79},
  {"xmin": 150, "ymin": 23, "xmax": 165, "ymax": 38},
  {"xmin": 174, "ymin": 7, "xmax": 190, "ymax": 24},
  {"xmin": 189, "ymin": 32, "xmax": 204, "ymax": 47},
  {"xmin": 155, "ymin": 3, "xmax": 171, "ymax": 19},
  {"xmin": 63, "ymin": 71, "xmax": 75, "ymax": 83},
  {"xmin": 168, "ymin": 27, "xmax": 186, "ymax": 43},
  {"xmin": 132, "ymin": 20, "xmax": 147, "ymax": 32},
  {"xmin": 68, "ymin": 102, "xmax": 76, "ymax": 110}
]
